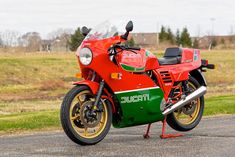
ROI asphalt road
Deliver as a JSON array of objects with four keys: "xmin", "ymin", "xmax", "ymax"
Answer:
[{"xmin": 0, "ymin": 116, "xmax": 235, "ymax": 157}]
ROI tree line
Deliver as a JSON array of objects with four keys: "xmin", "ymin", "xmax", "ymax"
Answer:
[
  {"xmin": 0, "ymin": 28, "xmax": 78, "ymax": 52},
  {"xmin": 1, "ymin": 25, "xmax": 225, "ymax": 52},
  {"xmin": 159, "ymin": 26, "xmax": 195, "ymax": 47},
  {"xmin": 0, "ymin": 27, "xmax": 136, "ymax": 52}
]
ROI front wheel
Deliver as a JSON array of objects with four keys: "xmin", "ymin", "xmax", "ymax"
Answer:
[
  {"xmin": 166, "ymin": 76, "xmax": 204, "ymax": 131},
  {"xmin": 60, "ymin": 86, "xmax": 112, "ymax": 145}
]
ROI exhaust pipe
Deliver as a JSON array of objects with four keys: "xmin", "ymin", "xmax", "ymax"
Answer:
[{"xmin": 163, "ymin": 86, "xmax": 207, "ymax": 116}]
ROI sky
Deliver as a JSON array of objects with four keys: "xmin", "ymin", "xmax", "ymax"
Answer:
[{"xmin": 0, "ymin": 0, "xmax": 235, "ymax": 38}]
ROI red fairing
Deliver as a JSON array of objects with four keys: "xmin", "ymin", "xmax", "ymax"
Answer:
[
  {"xmin": 77, "ymin": 36, "xmax": 157, "ymax": 93},
  {"xmin": 155, "ymin": 48, "xmax": 201, "ymax": 98},
  {"xmin": 76, "ymin": 33, "xmax": 202, "ymax": 100},
  {"xmin": 145, "ymin": 52, "xmax": 159, "ymax": 70}
]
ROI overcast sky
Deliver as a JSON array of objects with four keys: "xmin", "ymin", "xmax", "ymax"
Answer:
[{"xmin": 0, "ymin": 0, "xmax": 235, "ymax": 38}]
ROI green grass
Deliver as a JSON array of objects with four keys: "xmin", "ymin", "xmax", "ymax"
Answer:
[
  {"xmin": 0, "ymin": 110, "xmax": 60, "ymax": 133},
  {"xmin": 204, "ymin": 95, "xmax": 235, "ymax": 115},
  {"xmin": 0, "ymin": 95, "xmax": 234, "ymax": 134}
]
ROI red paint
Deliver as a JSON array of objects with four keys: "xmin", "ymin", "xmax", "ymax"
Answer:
[
  {"xmin": 116, "ymin": 49, "xmax": 159, "ymax": 71},
  {"xmin": 160, "ymin": 118, "xmax": 183, "ymax": 139},
  {"xmin": 75, "ymin": 33, "xmax": 203, "ymax": 113},
  {"xmin": 73, "ymin": 80, "xmax": 99, "ymax": 94}
]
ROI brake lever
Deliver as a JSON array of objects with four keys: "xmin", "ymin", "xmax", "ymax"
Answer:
[
  {"xmin": 108, "ymin": 45, "xmax": 124, "ymax": 56},
  {"xmin": 128, "ymin": 49, "xmax": 137, "ymax": 54}
]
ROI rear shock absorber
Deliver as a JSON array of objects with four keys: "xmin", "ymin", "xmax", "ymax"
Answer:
[{"xmin": 182, "ymin": 80, "xmax": 190, "ymax": 96}]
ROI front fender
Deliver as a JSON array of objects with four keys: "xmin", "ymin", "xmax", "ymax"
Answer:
[
  {"xmin": 73, "ymin": 80, "xmax": 99, "ymax": 94},
  {"xmin": 73, "ymin": 80, "xmax": 116, "ymax": 113}
]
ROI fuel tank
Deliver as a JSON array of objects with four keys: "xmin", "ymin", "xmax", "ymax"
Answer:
[{"xmin": 116, "ymin": 49, "xmax": 159, "ymax": 72}]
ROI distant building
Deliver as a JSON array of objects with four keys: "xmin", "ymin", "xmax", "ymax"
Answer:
[
  {"xmin": 40, "ymin": 33, "xmax": 70, "ymax": 52},
  {"xmin": 131, "ymin": 33, "xmax": 158, "ymax": 48},
  {"xmin": 193, "ymin": 35, "xmax": 235, "ymax": 49},
  {"xmin": 40, "ymin": 40, "xmax": 52, "ymax": 52}
]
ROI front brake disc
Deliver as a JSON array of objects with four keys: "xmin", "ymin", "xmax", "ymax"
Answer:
[{"xmin": 80, "ymin": 101, "xmax": 102, "ymax": 128}]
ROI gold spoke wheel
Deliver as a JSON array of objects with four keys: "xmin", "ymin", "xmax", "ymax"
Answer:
[
  {"xmin": 166, "ymin": 76, "xmax": 204, "ymax": 132},
  {"xmin": 173, "ymin": 82, "xmax": 201, "ymax": 125},
  {"xmin": 69, "ymin": 90, "xmax": 108, "ymax": 139}
]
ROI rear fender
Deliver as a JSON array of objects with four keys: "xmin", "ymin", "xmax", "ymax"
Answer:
[
  {"xmin": 189, "ymin": 69, "xmax": 207, "ymax": 86},
  {"xmin": 73, "ymin": 80, "xmax": 116, "ymax": 113}
]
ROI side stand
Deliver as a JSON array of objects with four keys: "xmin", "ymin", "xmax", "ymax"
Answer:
[{"xmin": 143, "ymin": 123, "xmax": 151, "ymax": 139}]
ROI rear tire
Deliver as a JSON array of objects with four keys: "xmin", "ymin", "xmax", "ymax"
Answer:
[
  {"xmin": 166, "ymin": 76, "xmax": 204, "ymax": 131},
  {"xmin": 60, "ymin": 86, "xmax": 112, "ymax": 145}
]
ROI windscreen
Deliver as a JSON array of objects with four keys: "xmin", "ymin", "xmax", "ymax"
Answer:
[{"xmin": 84, "ymin": 20, "xmax": 125, "ymax": 41}]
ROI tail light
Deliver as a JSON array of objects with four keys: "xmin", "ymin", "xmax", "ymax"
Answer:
[{"xmin": 201, "ymin": 59, "xmax": 215, "ymax": 70}]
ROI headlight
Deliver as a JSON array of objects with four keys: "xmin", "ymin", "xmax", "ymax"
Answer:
[{"xmin": 79, "ymin": 48, "xmax": 92, "ymax": 65}]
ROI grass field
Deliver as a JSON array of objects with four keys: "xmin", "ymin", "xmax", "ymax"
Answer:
[{"xmin": 0, "ymin": 50, "xmax": 234, "ymax": 134}]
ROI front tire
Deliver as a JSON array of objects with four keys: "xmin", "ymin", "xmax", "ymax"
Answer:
[
  {"xmin": 60, "ymin": 86, "xmax": 112, "ymax": 145},
  {"xmin": 166, "ymin": 76, "xmax": 204, "ymax": 131}
]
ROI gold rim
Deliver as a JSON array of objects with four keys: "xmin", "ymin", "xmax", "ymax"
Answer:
[
  {"xmin": 173, "ymin": 82, "xmax": 201, "ymax": 125},
  {"xmin": 69, "ymin": 90, "xmax": 108, "ymax": 139}
]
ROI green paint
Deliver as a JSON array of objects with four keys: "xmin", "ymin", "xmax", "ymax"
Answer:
[
  {"xmin": 120, "ymin": 64, "xmax": 145, "ymax": 72},
  {"xmin": 145, "ymin": 51, "xmax": 150, "ymax": 56},
  {"xmin": 113, "ymin": 87, "xmax": 164, "ymax": 128},
  {"xmin": 194, "ymin": 50, "xmax": 198, "ymax": 61}
]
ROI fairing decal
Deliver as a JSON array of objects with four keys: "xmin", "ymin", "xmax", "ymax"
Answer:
[{"xmin": 113, "ymin": 87, "xmax": 164, "ymax": 128}]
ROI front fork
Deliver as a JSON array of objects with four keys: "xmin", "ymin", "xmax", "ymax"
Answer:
[{"xmin": 93, "ymin": 79, "xmax": 105, "ymax": 110}]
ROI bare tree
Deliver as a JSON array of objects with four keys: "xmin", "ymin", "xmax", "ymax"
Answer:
[
  {"xmin": 196, "ymin": 25, "xmax": 201, "ymax": 37},
  {"xmin": 228, "ymin": 26, "xmax": 235, "ymax": 43},
  {"xmin": 0, "ymin": 30, "xmax": 20, "ymax": 47},
  {"xmin": 47, "ymin": 28, "xmax": 73, "ymax": 52},
  {"xmin": 47, "ymin": 28, "xmax": 73, "ymax": 40},
  {"xmin": 19, "ymin": 32, "xmax": 42, "ymax": 52},
  {"xmin": 0, "ymin": 34, "xmax": 3, "ymax": 47}
]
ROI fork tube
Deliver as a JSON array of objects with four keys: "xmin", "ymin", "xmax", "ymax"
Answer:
[
  {"xmin": 91, "ymin": 71, "xmax": 96, "ymax": 81},
  {"xmin": 93, "ymin": 80, "xmax": 105, "ymax": 107}
]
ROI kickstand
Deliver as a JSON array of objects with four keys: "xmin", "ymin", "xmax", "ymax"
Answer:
[
  {"xmin": 143, "ymin": 123, "xmax": 151, "ymax": 139},
  {"xmin": 160, "ymin": 117, "xmax": 183, "ymax": 139}
]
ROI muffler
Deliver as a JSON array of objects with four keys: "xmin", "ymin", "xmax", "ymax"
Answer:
[{"xmin": 162, "ymin": 86, "xmax": 207, "ymax": 116}]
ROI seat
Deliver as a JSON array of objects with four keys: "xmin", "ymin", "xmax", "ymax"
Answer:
[
  {"xmin": 158, "ymin": 47, "xmax": 182, "ymax": 65},
  {"xmin": 158, "ymin": 57, "xmax": 181, "ymax": 65}
]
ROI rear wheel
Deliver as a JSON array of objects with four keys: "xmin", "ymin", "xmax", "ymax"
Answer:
[
  {"xmin": 60, "ymin": 86, "xmax": 112, "ymax": 145},
  {"xmin": 166, "ymin": 76, "xmax": 204, "ymax": 131}
]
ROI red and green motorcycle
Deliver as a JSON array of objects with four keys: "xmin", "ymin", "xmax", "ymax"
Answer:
[{"xmin": 60, "ymin": 20, "xmax": 214, "ymax": 145}]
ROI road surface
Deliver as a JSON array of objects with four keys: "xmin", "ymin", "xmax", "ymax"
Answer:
[{"xmin": 0, "ymin": 116, "xmax": 235, "ymax": 157}]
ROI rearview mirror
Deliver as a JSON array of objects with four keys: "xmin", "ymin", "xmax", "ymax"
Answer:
[
  {"xmin": 121, "ymin": 21, "xmax": 134, "ymax": 40},
  {"xmin": 81, "ymin": 26, "xmax": 90, "ymax": 36},
  {"xmin": 125, "ymin": 21, "xmax": 133, "ymax": 32}
]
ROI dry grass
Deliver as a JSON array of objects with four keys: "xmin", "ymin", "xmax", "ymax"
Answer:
[
  {"xmin": 0, "ymin": 49, "xmax": 234, "ymax": 103},
  {"xmin": 201, "ymin": 50, "xmax": 235, "ymax": 96},
  {"xmin": 0, "ymin": 50, "xmax": 234, "ymax": 134},
  {"xmin": 0, "ymin": 52, "xmax": 77, "ymax": 101},
  {"xmin": 0, "ymin": 100, "xmax": 60, "ymax": 115}
]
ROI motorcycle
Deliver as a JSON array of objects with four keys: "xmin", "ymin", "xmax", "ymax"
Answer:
[{"xmin": 60, "ymin": 20, "xmax": 215, "ymax": 145}]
